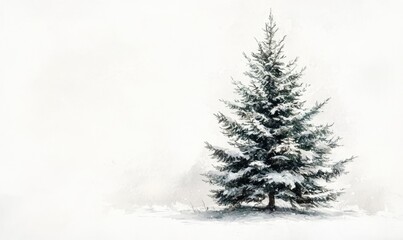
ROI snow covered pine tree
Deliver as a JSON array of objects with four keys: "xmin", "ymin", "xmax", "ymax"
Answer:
[{"xmin": 205, "ymin": 13, "xmax": 354, "ymax": 211}]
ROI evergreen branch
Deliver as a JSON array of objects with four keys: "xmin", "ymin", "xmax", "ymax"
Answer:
[{"xmin": 205, "ymin": 142, "xmax": 248, "ymax": 163}]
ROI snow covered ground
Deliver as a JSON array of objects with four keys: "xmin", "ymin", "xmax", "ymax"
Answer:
[{"xmin": 1, "ymin": 199, "xmax": 402, "ymax": 240}]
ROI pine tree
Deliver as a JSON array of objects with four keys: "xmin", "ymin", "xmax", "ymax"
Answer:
[{"xmin": 205, "ymin": 13, "xmax": 354, "ymax": 210}]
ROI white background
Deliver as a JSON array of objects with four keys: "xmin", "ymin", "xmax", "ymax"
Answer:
[{"xmin": 1, "ymin": 0, "xmax": 403, "ymax": 238}]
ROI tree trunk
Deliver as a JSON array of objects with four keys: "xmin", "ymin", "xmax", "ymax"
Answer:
[{"xmin": 267, "ymin": 192, "xmax": 275, "ymax": 211}]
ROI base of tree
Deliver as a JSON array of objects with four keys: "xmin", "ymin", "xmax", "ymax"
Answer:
[{"xmin": 264, "ymin": 205, "xmax": 276, "ymax": 212}]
